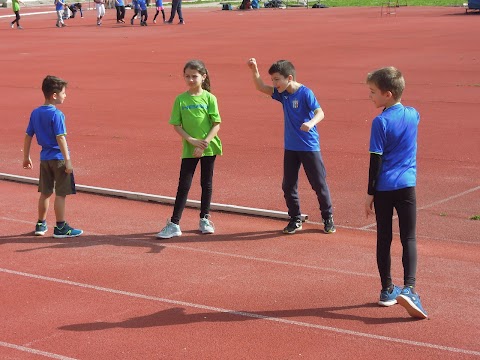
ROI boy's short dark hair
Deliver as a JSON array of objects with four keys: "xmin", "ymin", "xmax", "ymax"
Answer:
[
  {"xmin": 268, "ymin": 60, "xmax": 296, "ymax": 80},
  {"xmin": 42, "ymin": 75, "xmax": 68, "ymax": 99},
  {"xmin": 366, "ymin": 66, "xmax": 405, "ymax": 101}
]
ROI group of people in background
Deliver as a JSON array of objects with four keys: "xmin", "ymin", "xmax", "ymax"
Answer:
[{"xmin": 9, "ymin": 0, "xmax": 183, "ymax": 29}]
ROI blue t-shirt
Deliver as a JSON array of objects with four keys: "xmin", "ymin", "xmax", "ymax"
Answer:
[
  {"xmin": 369, "ymin": 103, "xmax": 420, "ymax": 191},
  {"xmin": 272, "ymin": 85, "xmax": 321, "ymax": 151},
  {"xmin": 138, "ymin": 0, "xmax": 147, "ymax": 10},
  {"xmin": 26, "ymin": 105, "xmax": 67, "ymax": 161},
  {"xmin": 55, "ymin": 0, "xmax": 64, "ymax": 11},
  {"xmin": 132, "ymin": 0, "xmax": 139, "ymax": 9},
  {"xmin": 116, "ymin": 0, "xmax": 124, "ymax": 6},
  {"xmin": 155, "ymin": 0, "xmax": 163, "ymax": 6}
]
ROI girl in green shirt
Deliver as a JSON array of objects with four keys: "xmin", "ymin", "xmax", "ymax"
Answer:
[
  {"xmin": 157, "ymin": 60, "xmax": 222, "ymax": 239},
  {"xmin": 11, "ymin": 0, "xmax": 26, "ymax": 29}
]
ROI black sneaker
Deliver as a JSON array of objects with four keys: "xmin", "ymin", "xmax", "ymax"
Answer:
[
  {"xmin": 283, "ymin": 218, "xmax": 302, "ymax": 234},
  {"xmin": 323, "ymin": 215, "xmax": 336, "ymax": 234}
]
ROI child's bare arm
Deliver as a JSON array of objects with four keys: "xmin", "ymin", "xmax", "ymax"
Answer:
[
  {"xmin": 23, "ymin": 134, "xmax": 33, "ymax": 169},
  {"xmin": 56, "ymin": 135, "xmax": 73, "ymax": 173},
  {"xmin": 247, "ymin": 58, "xmax": 273, "ymax": 96}
]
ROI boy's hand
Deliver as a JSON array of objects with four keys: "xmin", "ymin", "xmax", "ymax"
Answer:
[
  {"xmin": 365, "ymin": 194, "xmax": 375, "ymax": 218},
  {"xmin": 247, "ymin": 58, "xmax": 258, "ymax": 71},
  {"xmin": 23, "ymin": 157, "xmax": 32, "ymax": 170},
  {"xmin": 64, "ymin": 159, "xmax": 73, "ymax": 174},
  {"xmin": 193, "ymin": 147, "xmax": 203, "ymax": 158},
  {"xmin": 300, "ymin": 122, "xmax": 314, "ymax": 132}
]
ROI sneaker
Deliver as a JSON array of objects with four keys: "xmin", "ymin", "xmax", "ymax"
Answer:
[
  {"xmin": 56, "ymin": 24, "xmax": 61, "ymax": 27},
  {"xmin": 143, "ymin": 21, "xmax": 148, "ymax": 26},
  {"xmin": 178, "ymin": 20, "xmax": 185, "ymax": 24},
  {"xmin": 10, "ymin": 23, "xmax": 14, "ymax": 28},
  {"xmin": 323, "ymin": 215, "xmax": 336, "ymax": 234},
  {"xmin": 130, "ymin": 19, "xmax": 134, "ymax": 25},
  {"xmin": 153, "ymin": 19, "xmax": 156, "ymax": 23},
  {"xmin": 199, "ymin": 215, "xmax": 215, "ymax": 234},
  {"xmin": 61, "ymin": 23, "xmax": 67, "ymax": 27},
  {"xmin": 378, "ymin": 285, "xmax": 401, "ymax": 306},
  {"xmin": 17, "ymin": 26, "xmax": 24, "ymax": 30},
  {"xmin": 53, "ymin": 223, "xmax": 83, "ymax": 238},
  {"xmin": 156, "ymin": 219, "xmax": 182, "ymax": 239},
  {"xmin": 397, "ymin": 287, "xmax": 428, "ymax": 319},
  {"xmin": 35, "ymin": 222, "xmax": 48, "ymax": 236},
  {"xmin": 283, "ymin": 218, "xmax": 302, "ymax": 234}
]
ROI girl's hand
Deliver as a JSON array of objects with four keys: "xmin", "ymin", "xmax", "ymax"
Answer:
[
  {"xmin": 365, "ymin": 194, "xmax": 375, "ymax": 218},
  {"xmin": 193, "ymin": 147, "xmax": 203, "ymax": 158},
  {"xmin": 189, "ymin": 138, "xmax": 209, "ymax": 150}
]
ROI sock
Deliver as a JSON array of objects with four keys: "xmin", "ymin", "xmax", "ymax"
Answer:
[
  {"xmin": 38, "ymin": 220, "xmax": 46, "ymax": 225},
  {"xmin": 56, "ymin": 221, "xmax": 66, "ymax": 228}
]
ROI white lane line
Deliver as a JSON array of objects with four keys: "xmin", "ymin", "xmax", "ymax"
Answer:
[
  {"xmin": 361, "ymin": 185, "xmax": 480, "ymax": 230},
  {"xmin": 0, "ymin": 341, "xmax": 77, "ymax": 360},
  {"xmin": 1, "ymin": 268, "xmax": 479, "ymax": 357}
]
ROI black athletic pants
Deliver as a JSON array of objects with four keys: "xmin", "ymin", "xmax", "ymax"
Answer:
[
  {"xmin": 171, "ymin": 156, "xmax": 216, "ymax": 224},
  {"xmin": 116, "ymin": 5, "xmax": 125, "ymax": 20},
  {"xmin": 11, "ymin": 11, "xmax": 20, "ymax": 26},
  {"xmin": 282, "ymin": 150, "xmax": 333, "ymax": 221},
  {"xmin": 374, "ymin": 186, "xmax": 417, "ymax": 290}
]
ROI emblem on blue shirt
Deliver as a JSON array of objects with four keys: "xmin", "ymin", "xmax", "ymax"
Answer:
[{"xmin": 292, "ymin": 99, "xmax": 299, "ymax": 109}]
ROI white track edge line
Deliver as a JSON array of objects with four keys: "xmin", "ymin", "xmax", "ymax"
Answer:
[
  {"xmin": 0, "ymin": 341, "xmax": 77, "ymax": 360},
  {"xmin": 1, "ymin": 268, "xmax": 480, "ymax": 356}
]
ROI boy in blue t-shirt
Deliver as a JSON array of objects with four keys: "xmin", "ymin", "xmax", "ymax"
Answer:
[
  {"xmin": 247, "ymin": 58, "xmax": 335, "ymax": 235},
  {"xmin": 138, "ymin": 0, "xmax": 148, "ymax": 25},
  {"xmin": 23, "ymin": 75, "xmax": 83, "ymax": 238},
  {"xmin": 365, "ymin": 66, "xmax": 427, "ymax": 319}
]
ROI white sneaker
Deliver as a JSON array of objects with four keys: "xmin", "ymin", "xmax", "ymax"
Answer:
[
  {"xmin": 156, "ymin": 219, "xmax": 182, "ymax": 239},
  {"xmin": 199, "ymin": 215, "xmax": 215, "ymax": 234}
]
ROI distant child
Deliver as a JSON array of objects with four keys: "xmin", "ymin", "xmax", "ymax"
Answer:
[
  {"xmin": 156, "ymin": 60, "xmax": 222, "ymax": 239},
  {"xmin": 153, "ymin": 0, "xmax": 165, "ymax": 23},
  {"xmin": 68, "ymin": 2, "xmax": 83, "ymax": 18},
  {"xmin": 138, "ymin": 0, "xmax": 148, "ymax": 25},
  {"xmin": 55, "ymin": 0, "xmax": 67, "ymax": 27},
  {"xmin": 365, "ymin": 66, "xmax": 427, "ymax": 319},
  {"xmin": 115, "ymin": 0, "xmax": 126, "ymax": 23},
  {"xmin": 130, "ymin": 0, "xmax": 140, "ymax": 25},
  {"xmin": 23, "ymin": 75, "xmax": 83, "ymax": 239},
  {"xmin": 10, "ymin": 0, "xmax": 26, "ymax": 29},
  {"xmin": 247, "ymin": 58, "xmax": 336, "ymax": 235},
  {"xmin": 63, "ymin": 3, "xmax": 72, "ymax": 20},
  {"xmin": 94, "ymin": 0, "xmax": 106, "ymax": 25}
]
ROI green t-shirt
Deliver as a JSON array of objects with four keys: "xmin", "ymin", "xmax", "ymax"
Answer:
[
  {"xmin": 12, "ymin": 0, "xmax": 20, "ymax": 12},
  {"xmin": 169, "ymin": 90, "xmax": 222, "ymax": 159}
]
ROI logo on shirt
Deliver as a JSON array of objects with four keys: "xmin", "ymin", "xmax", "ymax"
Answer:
[{"xmin": 292, "ymin": 99, "xmax": 299, "ymax": 109}]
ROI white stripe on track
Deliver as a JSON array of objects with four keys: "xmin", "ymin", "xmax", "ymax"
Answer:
[
  {"xmin": 0, "ymin": 341, "xmax": 77, "ymax": 360},
  {"xmin": 1, "ymin": 268, "xmax": 480, "ymax": 357}
]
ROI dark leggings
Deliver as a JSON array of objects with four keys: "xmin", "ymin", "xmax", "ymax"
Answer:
[
  {"xmin": 154, "ymin": 9, "xmax": 165, "ymax": 21},
  {"xmin": 171, "ymin": 156, "xmax": 216, "ymax": 224},
  {"xmin": 11, "ymin": 11, "xmax": 20, "ymax": 26},
  {"xmin": 282, "ymin": 150, "xmax": 333, "ymax": 220},
  {"xmin": 374, "ymin": 186, "xmax": 417, "ymax": 290}
]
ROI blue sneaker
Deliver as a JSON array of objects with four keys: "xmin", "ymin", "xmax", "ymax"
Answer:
[
  {"xmin": 35, "ymin": 222, "xmax": 48, "ymax": 236},
  {"xmin": 397, "ymin": 287, "xmax": 428, "ymax": 319},
  {"xmin": 378, "ymin": 285, "xmax": 401, "ymax": 306},
  {"xmin": 53, "ymin": 223, "xmax": 83, "ymax": 238}
]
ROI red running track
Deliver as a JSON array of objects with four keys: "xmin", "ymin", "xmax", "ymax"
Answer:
[{"xmin": 0, "ymin": 4, "xmax": 479, "ymax": 359}]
